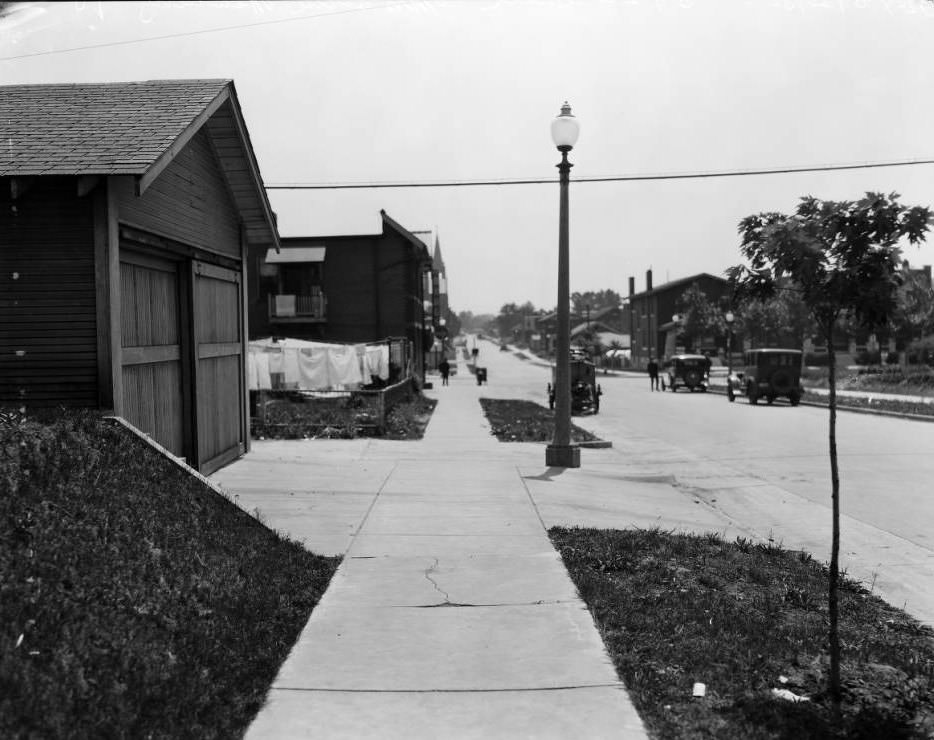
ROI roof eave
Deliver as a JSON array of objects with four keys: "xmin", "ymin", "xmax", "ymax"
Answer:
[
  {"xmin": 381, "ymin": 210, "xmax": 432, "ymax": 261},
  {"xmin": 223, "ymin": 81, "xmax": 280, "ymax": 250}
]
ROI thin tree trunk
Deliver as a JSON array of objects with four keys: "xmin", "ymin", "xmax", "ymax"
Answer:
[{"xmin": 826, "ymin": 337, "xmax": 842, "ymax": 717}]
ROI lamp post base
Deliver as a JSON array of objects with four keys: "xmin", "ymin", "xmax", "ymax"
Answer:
[{"xmin": 545, "ymin": 444, "xmax": 581, "ymax": 468}]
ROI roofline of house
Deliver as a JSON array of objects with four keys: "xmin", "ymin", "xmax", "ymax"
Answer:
[
  {"xmin": 137, "ymin": 82, "xmax": 231, "ymax": 196},
  {"xmin": 220, "ymin": 81, "xmax": 280, "ymax": 250},
  {"xmin": 137, "ymin": 80, "xmax": 279, "ymax": 250},
  {"xmin": 278, "ymin": 211, "xmax": 434, "ymax": 265},
  {"xmin": 628, "ymin": 272, "xmax": 728, "ymax": 300},
  {"xmin": 380, "ymin": 210, "xmax": 432, "ymax": 262}
]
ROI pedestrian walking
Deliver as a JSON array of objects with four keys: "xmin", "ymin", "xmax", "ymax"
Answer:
[
  {"xmin": 438, "ymin": 357, "xmax": 451, "ymax": 386},
  {"xmin": 647, "ymin": 357, "xmax": 660, "ymax": 391}
]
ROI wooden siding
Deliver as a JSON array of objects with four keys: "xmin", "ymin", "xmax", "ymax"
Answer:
[
  {"xmin": 114, "ymin": 129, "xmax": 241, "ymax": 260},
  {"xmin": 119, "ymin": 254, "xmax": 184, "ymax": 457},
  {"xmin": 260, "ymin": 233, "xmax": 420, "ymax": 344},
  {"xmin": 0, "ymin": 178, "xmax": 97, "ymax": 407}
]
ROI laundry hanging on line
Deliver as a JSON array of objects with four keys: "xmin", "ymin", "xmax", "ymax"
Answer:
[{"xmin": 247, "ymin": 338, "xmax": 391, "ymax": 391}]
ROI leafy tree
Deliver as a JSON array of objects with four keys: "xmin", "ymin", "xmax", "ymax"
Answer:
[
  {"xmin": 495, "ymin": 301, "xmax": 536, "ymax": 341},
  {"xmin": 893, "ymin": 264, "xmax": 934, "ymax": 347},
  {"xmin": 728, "ymin": 192, "xmax": 930, "ymax": 715},
  {"xmin": 571, "ymin": 289, "xmax": 622, "ymax": 316},
  {"xmin": 676, "ymin": 282, "xmax": 722, "ymax": 350},
  {"xmin": 735, "ymin": 284, "xmax": 813, "ymax": 349},
  {"xmin": 457, "ymin": 311, "xmax": 495, "ymax": 334}
]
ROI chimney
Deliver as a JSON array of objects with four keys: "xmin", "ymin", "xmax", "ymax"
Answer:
[
  {"xmin": 628, "ymin": 276, "xmax": 635, "ymax": 296},
  {"xmin": 646, "ymin": 269, "xmax": 653, "ymax": 292}
]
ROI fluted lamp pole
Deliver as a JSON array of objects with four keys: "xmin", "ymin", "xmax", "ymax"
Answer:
[{"xmin": 546, "ymin": 102, "xmax": 581, "ymax": 469}]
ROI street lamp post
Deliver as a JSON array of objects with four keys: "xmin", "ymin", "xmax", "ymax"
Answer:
[
  {"xmin": 725, "ymin": 311, "xmax": 735, "ymax": 402},
  {"xmin": 546, "ymin": 102, "xmax": 581, "ymax": 469}
]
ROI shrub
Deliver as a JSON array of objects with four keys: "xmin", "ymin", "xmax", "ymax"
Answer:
[
  {"xmin": 853, "ymin": 348, "xmax": 882, "ymax": 366},
  {"xmin": 804, "ymin": 352, "xmax": 831, "ymax": 366}
]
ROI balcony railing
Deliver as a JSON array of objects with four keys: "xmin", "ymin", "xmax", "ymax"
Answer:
[{"xmin": 268, "ymin": 293, "xmax": 327, "ymax": 321}]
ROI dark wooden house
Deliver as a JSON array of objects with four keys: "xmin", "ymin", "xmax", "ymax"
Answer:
[
  {"xmin": 0, "ymin": 79, "xmax": 279, "ymax": 473},
  {"xmin": 247, "ymin": 210, "xmax": 434, "ymax": 381},
  {"xmin": 627, "ymin": 270, "xmax": 729, "ymax": 369}
]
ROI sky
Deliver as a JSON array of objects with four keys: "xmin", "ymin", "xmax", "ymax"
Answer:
[{"xmin": 2, "ymin": 0, "xmax": 934, "ymax": 315}]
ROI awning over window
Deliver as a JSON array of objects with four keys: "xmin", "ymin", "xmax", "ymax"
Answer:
[{"xmin": 265, "ymin": 246, "xmax": 326, "ymax": 264}]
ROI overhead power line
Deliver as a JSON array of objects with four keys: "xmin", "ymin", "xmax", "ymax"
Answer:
[
  {"xmin": 0, "ymin": 2, "xmax": 407, "ymax": 61},
  {"xmin": 266, "ymin": 157, "xmax": 934, "ymax": 190}
]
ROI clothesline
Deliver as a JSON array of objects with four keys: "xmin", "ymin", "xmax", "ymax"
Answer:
[{"xmin": 247, "ymin": 337, "xmax": 392, "ymax": 392}]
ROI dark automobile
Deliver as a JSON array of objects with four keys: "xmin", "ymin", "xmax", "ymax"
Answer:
[
  {"xmin": 663, "ymin": 354, "xmax": 711, "ymax": 392},
  {"xmin": 548, "ymin": 350, "xmax": 602, "ymax": 414},
  {"xmin": 728, "ymin": 348, "xmax": 803, "ymax": 405}
]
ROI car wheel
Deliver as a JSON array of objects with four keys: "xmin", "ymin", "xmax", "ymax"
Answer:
[{"xmin": 767, "ymin": 395, "xmax": 775, "ymax": 405}]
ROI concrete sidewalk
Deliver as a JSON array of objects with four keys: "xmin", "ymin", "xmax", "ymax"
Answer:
[{"xmin": 213, "ymin": 367, "xmax": 648, "ymax": 739}]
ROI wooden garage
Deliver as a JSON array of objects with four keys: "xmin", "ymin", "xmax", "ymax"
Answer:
[{"xmin": 0, "ymin": 79, "xmax": 279, "ymax": 473}]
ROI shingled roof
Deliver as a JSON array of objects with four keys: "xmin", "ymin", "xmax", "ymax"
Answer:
[{"xmin": 0, "ymin": 79, "xmax": 279, "ymax": 246}]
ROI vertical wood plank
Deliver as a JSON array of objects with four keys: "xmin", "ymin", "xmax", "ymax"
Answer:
[{"xmin": 108, "ymin": 177, "xmax": 124, "ymax": 415}]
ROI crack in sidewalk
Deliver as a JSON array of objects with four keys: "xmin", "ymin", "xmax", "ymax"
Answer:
[{"xmin": 422, "ymin": 557, "xmax": 455, "ymax": 606}]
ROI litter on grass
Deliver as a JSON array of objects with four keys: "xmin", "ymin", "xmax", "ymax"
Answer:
[{"xmin": 771, "ymin": 687, "xmax": 811, "ymax": 703}]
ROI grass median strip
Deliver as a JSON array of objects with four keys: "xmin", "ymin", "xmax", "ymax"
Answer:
[
  {"xmin": 1, "ymin": 411, "xmax": 339, "ymax": 738},
  {"xmin": 551, "ymin": 527, "xmax": 934, "ymax": 739},
  {"xmin": 479, "ymin": 398, "xmax": 603, "ymax": 444}
]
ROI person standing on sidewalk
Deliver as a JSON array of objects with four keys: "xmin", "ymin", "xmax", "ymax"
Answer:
[
  {"xmin": 647, "ymin": 357, "xmax": 660, "ymax": 391},
  {"xmin": 438, "ymin": 357, "xmax": 451, "ymax": 386}
]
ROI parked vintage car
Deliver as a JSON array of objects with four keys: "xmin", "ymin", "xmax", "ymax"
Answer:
[
  {"xmin": 548, "ymin": 350, "xmax": 602, "ymax": 414},
  {"xmin": 728, "ymin": 348, "xmax": 803, "ymax": 405},
  {"xmin": 663, "ymin": 354, "xmax": 711, "ymax": 392}
]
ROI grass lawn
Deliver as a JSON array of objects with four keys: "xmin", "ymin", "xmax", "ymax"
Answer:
[
  {"xmin": 478, "ymin": 398, "xmax": 602, "ymax": 443},
  {"xmin": 801, "ymin": 391, "xmax": 934, "ymax": 419},
  {"xmin": 804, "ymin": 368, "xmax": 934, "ymax": 399},
  {"xmin": 1, "ymin": 411, "xmax": 339, "ymax": 738},
  {"xmin": 551, "ymin": 527, "xmax": 934, "ymax": 739}
]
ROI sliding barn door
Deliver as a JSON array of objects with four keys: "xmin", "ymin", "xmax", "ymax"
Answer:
[
  {"xmin": 120, "ymin": 252, "xmax": 185, "ymax": 457},
  {"xmin": 192, "ymin": 261, "xmax": 244, "ymax": 473}
]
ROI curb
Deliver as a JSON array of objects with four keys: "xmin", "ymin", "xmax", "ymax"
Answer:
[
  {"xmin": 578, "ymin": 440, "xmax": 613, "ymax": 449},
  {"xmin": 706, "ymin": 386, "xmax": 934, "ymax": 423}
]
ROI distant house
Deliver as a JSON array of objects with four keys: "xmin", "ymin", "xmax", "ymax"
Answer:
[
  {"xmin": 627, "ymin": 270, "xmax": 729, "ymax": 369},
  {"xmin": 536, "ymin": 303, "xmax": 631, "ymax": 356},
  {"xmin": 0, "ymin": 79, "xmax": 279, "ymax": 473},
  {"xmin": 247, "ymin": 210, "xmax": 434, "ymax": 381}
]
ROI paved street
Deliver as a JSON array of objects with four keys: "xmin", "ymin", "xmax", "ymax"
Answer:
[{"xmin": 472, "ymin": 337, "xmax": 934, "ymax": 623}]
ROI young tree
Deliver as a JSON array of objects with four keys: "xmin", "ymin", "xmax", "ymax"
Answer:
[{"xmin": 728, "ymin": 192, "xmax": 930, "ymax": 716}]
